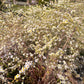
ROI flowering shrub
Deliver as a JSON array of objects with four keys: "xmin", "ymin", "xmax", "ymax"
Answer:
[{"xmin": 0, "ymin": 3, "xmax": 84, "ymax": 84}]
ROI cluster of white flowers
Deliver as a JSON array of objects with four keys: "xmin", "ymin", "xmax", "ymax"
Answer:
[
  {"xmin": 14, "ymin": 61, "xmax": 32, "ymax": 81},
  {"xmin": 19, "ymin": 61, "xmax": 32, "ymax": 74}
]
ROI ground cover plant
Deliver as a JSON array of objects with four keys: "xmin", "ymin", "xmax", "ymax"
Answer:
[{"xmin": 0, "ymin": 2, "xmax": 84, "ymax": 84}]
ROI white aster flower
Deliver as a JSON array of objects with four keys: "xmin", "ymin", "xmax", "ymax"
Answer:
[
  {"xmin": 43, "ymin": 56, "xmax": 46, "ymax": 59},
  {"xmin": 24, "ymin": 61, "xmax": 32, "ymax": 70},
  {"xmin": 35, "ymin": 58, "xmax": 39, "ymax": 62},
  {"xmin": 19, "ymin": 67, "xmax": 25, "ymax": 73},
  {"xmin": 14, "ymin": 74, "xmax": 20, "ymax": 80},
  {"xmin": 0, "ymin": 66, "xmax": 4, "ymax": 73}
]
